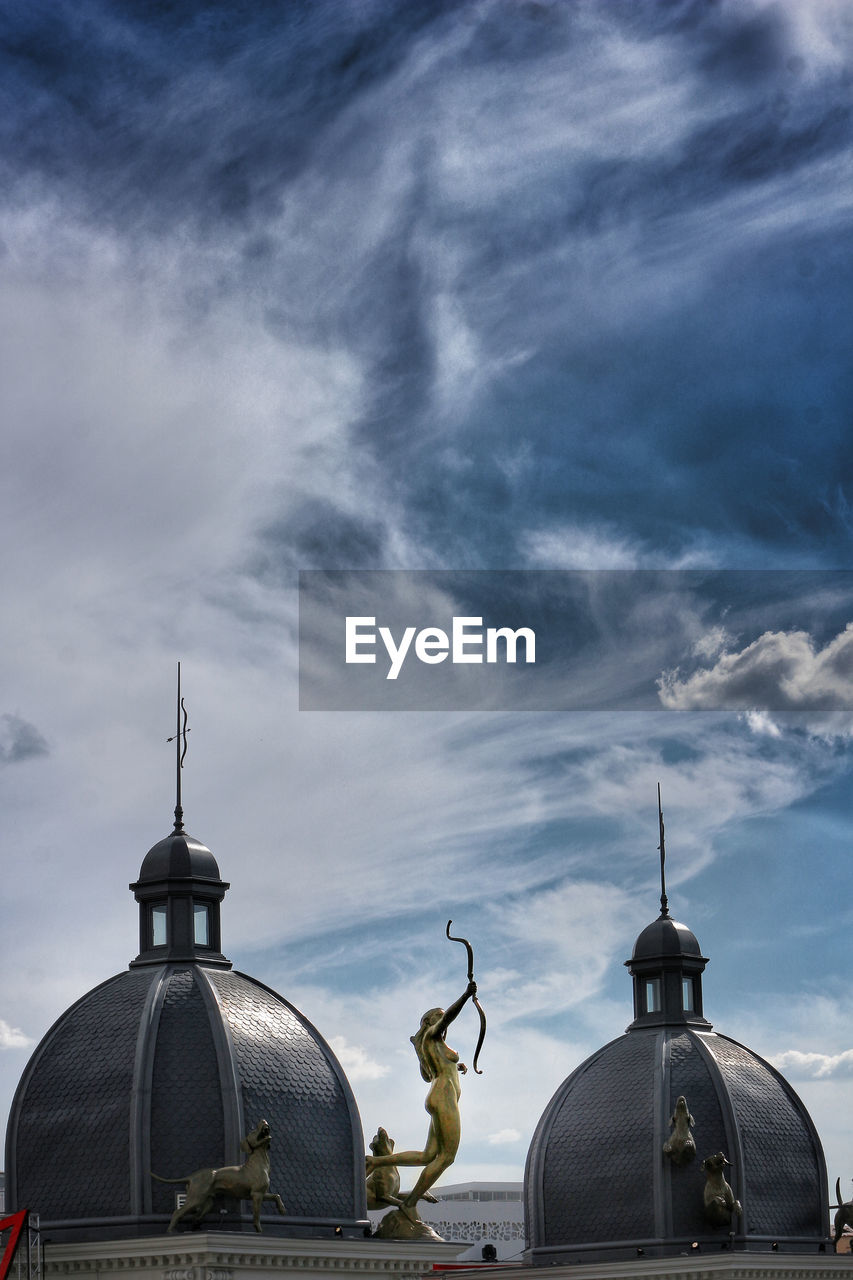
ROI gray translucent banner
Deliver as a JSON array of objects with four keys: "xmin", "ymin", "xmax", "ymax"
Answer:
[{"xmin": 298, "ymin": 569, "xmax": 853, "ymax": 712}]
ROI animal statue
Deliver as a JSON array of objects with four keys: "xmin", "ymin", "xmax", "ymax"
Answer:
[
  {"xmin": 365, "ymin": 1127, "xmax": 437, "ymax": 1211},
  {"xmin": 366, "ymin": 1128, "xmax": 401, "ymax": 1209},
  {"xmin": 151, "ymin": 1118, "xmax": 286, "ymax": 1232},
  {"xmin": 663, "ymin": 1095, "xmax": 696, "ymax": 1165},
  {"xmin": 832, "ymin": 1177, "xmax": 853, "ymax": 1249},
  {"xmin": 701, "ymin": 1151, "xmax": 742, "ymax": 1228}
]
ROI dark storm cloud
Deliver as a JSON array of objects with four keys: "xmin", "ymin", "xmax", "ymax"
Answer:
[
  {"xmin": 0, "ymin": 714, "xmax": 49, "ymax": 764},
  {"xmin": 254, "ymin": 501, "xmax": 386, "ymax": 579},
  {"xmin": 4, "ymin": 0, "xmax": 852, "ymax": 571},
  {"xmin": 0, "ymin": 0, "xmax": 457, "ymax": 232}
]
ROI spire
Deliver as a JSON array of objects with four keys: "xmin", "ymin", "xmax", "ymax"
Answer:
[
  {"xmin": 657, "ymin": 781, "xmax": 669, "ymax": 918},
  {"xmin": 166, "ymin": 661, "xmax": 189, "ymax": 833},
  {"xmin": 624, "ymin": 789, "xmax": 710, "ymax": 1031},
  {"xmin": 129, "ymin": 667, "xmax": 230, "ymax": 969}
]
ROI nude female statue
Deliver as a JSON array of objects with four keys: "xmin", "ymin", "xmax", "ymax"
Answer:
[{"xmin": 365, "ymin": 978, "xmax": 478, "ymax": 1218}]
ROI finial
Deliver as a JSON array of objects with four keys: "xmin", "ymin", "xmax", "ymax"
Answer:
[
  {"xmin": 657, "ymin": 782, "xmax": 669, "ymax": 917},
  {"xmin": 166, "ymin": 662, "xmax": 190, "ymax": 832}
]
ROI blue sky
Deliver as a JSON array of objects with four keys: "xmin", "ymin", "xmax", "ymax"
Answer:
[{"xmin": 2, "ymin": 0, "xmax": 853, "ymax": 1207}]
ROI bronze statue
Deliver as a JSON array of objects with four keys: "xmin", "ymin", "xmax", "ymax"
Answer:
[
  {"xmin": 365, "ymin": 1127, "xmax": 439, "ymax": 1215},
  {"xmin": 365, "ymin": 1127, "xmax": 402, "ymax": 1210},
  {"xmin": 701, "ymin": 1151, "xmax": 742, "ymax": 1228},
  {"xmin": 151, "ymin": 1118, "xmax": 286, "ymax": 1232},
  {"xmin": 366, "ymin": 978, "xmax": 478, "ymax": 1223},
  {"xmin": 663, "ymin": 1095, "xmax": 696, "ymax": 1165},
  {"xmin": 365, "ymin": 1127, "xmax": 439, "ymax": 1211},
  {"xmin": 366, "ymin": 922, "xmax": 484, "ymax": 1239}
]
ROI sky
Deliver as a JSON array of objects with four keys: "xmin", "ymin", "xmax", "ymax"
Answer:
[{"xmin": 2, "ymin": 0, "xmax": 853, "ymax": 1222}]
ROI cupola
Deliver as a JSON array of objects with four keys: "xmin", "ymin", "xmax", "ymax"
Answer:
[
  {"xmin": 129, "ymin": 825, "xmax": 230, "ymax": 967},
  {"xmin": 625, "ymin": 913, "xmax": 710, "ymax": 1031}
]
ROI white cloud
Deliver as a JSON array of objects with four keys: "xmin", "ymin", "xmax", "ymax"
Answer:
[
  {"xmin": 520, "ymin": 523, "xmax": 724, "ymax": 572},
  {"xmin": 327, "ymin": 1036, "xmax": 389, "ymax": 1083},
  {"xmin": 521, "ymin": 524, "xmax": 641, "ymax": 570},
  {"xmin": 771, "ymin": 1049, "xmax": 853, "ymax": 1080},
  {"xmin": 487, "ymin": 1128, "xmax": 521, "ymax": 1146},
  {"xmin": 659, "ymin": 624, "xmax": 853, "ymax": 722},
  {"xmin": 692, "ymin": 626, "xmax": 732, "ymax": 660},
  {"xmin": 0, "ymin": 1020, "xmax": 34, "ymax": 1050},
  {"xmin": 743, "ymin": 708, "xmax": 783, "ymax": 738},
  {"xmin": 494, "ymin": 880, "xmax": 648, "ymax": 1021}
]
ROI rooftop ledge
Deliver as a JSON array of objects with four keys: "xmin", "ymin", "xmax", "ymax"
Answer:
[{"xmin": 44, "ymin": 1231, "xmax": 465, "ymax": 1280}]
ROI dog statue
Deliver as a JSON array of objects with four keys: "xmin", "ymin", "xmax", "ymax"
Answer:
[
  {"xmin": 365, "ymin": 1127, "xmax": 438, "ymax": 1212},
  {"xmin": 832, "ymin": 1177, "xmax": 853, "ymax": 1249},
  {"xmin": 701, "ymin": 1151, "xmax": 742, "ymax": 1228},
  {"xmin": 663, "ymin": 1095, "xmax": 696, "ymax": 1165},
  {"xmin": 366, "ymin": 1128, "xmax": 402, "ymax": 1209},
  {"xmin": 152, "ymin": 1118, "xmax": 286, "ymax": 1232}
]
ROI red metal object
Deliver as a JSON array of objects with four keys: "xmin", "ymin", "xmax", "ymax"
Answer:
[{"xmin": 0, "ymin": 1211, "xmax": 28, "ymax": 1280}]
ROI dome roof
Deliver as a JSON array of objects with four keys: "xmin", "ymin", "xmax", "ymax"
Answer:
[
  {"xmin": 524, "ymin": 1024, "xmax": 828, "ymax": 1265},
  {"xmin": 524, "ymin": 906, "xmax": 830, "ymax": 1264},
  {"xmin": 5, "ymin": 801, "xmax": 368, "ymax": 1243},
  {"xmin": 6, "ymin": 963, "xmax": 367, "ymax": 1241},
  {"xmin": 631, "ymin": 914, "xmax": 705, "ymax": 962},
  {"xmin": 135, "ymin": 830, "xmax": 223, "ymax": 884}
]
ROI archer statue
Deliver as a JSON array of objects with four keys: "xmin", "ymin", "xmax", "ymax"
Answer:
[{"xmin": 367, "ymin": 922, "xmax": 486, "ymax": 1239}]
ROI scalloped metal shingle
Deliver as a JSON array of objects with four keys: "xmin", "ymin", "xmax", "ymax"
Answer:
[
  {"xmin": 526, "ymin": 1026, "xmax": 827, "ymax": 1262},
  {"xmin": 7, "ymin": 963, "xmax": 365, "ymax": 1237},
  {"xmin": 208, "ymin": 969, "xmax": 359, "ymax": 1219}
]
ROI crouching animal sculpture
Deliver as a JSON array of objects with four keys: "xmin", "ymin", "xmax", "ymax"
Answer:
[
  {"xmin": 663, "ymin": 1095, "xmax": 696, "ymax": 1165},
  {"xmin": 366, "ymin": 1128, "xmax": 402, "ymax": 1210},
  {"xmin": 151, "ymin": 1119, "xmax": 286, "ymax": 1232},
  {"xmin": 365, "ymin": 1127, "xmax": 438, "ymax": 1212},
  {"xmin": 701, "ymin": 1151, "xmax": 742, "ymax": 1228}
]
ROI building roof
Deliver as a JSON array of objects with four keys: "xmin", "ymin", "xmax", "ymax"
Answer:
[
  {"xmin": 524, "ymin": 906, "xmax": 829, "ymax": 1265},
  {"xmin": 5, "ymin": 821, "xmax": 368, "ymax": 1242},
  {"xmin": 133, "ymin": 828, "xmax": 224, "ymax": 886}
]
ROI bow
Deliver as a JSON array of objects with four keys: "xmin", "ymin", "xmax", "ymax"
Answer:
[{"xmin": 446, "ymin": 919, "xmax": 486, "ymax": 1074}]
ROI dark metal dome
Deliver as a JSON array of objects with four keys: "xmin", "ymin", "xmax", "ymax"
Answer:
[
  {"xmin": 5, "ymin": 827, "xmax": 368, "ymax": 1242},
  {"xmin": 631, "ymin": 915, "xmax": 703, "ymax": 961},
  {"xmin": 136, "ymin": 830, "xmax": 223, "ymax": 884},
  {"xmin": 524, "ymin": 912, "xmax": 829, "ymax": 1265}
]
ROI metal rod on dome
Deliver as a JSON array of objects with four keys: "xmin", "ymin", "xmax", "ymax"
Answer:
[
  {"xmin": 166, "ymin": 662, "xmax": 189, "ymax": 833},
  {"xmin": 658, "ymin": 782, "xmax": 669, "ymax": 917}
]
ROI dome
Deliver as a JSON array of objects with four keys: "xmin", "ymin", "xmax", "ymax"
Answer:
[
  {"xmin": 136, "ymin": 830, "xmax": 223, "ymax": 884},
  {"xmin": 5, "ymin": 819, "xmax": 368, "ymax": 1242},
  {"xmin": 525, "ymin": 1024, "xmax": 828, "ymax": 1265},
  {"xmin": 631, "ymin": 915, "xmax": 704, "ymax": 961},
  {"xmin": 524, "ymin": 909, "xmax": 829, "ymax": 1264}
]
